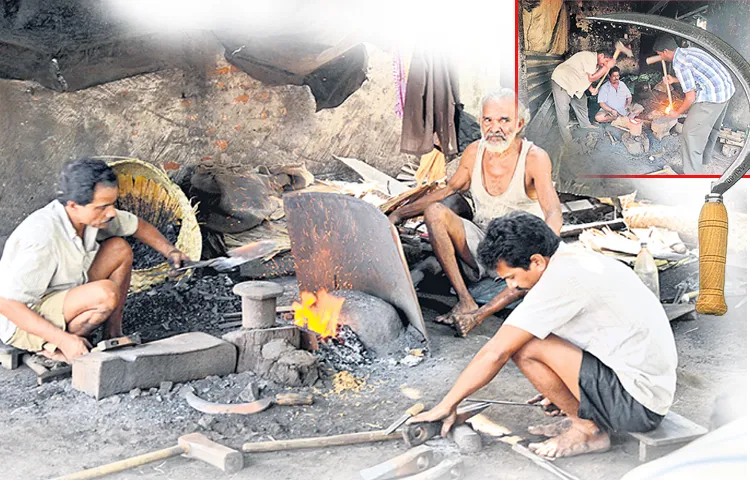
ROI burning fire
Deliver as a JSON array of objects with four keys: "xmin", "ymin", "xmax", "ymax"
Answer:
[
  {"xmin": 665, "ymin": 105, "xmax": 672, "ymax": 114},
  {"xmin": 292, "ymin": 290, "xmax": 345, "ymax": 338}
]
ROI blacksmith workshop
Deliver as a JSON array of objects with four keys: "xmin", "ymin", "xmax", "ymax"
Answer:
[{"xmin": 0, "ymin": 1, "xmax": 747, "ymax": 479}]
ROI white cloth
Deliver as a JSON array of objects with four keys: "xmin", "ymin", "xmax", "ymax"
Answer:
[
  {"xmin": 551, "ymin": 51, "xmax": 598, "ymax": 98},
  {"xmin": 0, "ymin": 201, "xmax": 138, "ymax": 342},
  {"xmin": 469, "ymin": 138, "xmax": 545, "ymax": 231},
  {"xmin": 505, "ymin": 244, "xmax": 678, "ymax": 415}
]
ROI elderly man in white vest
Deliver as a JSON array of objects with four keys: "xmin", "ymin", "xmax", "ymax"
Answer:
[{"xmin": 389, "ymin": 88, "xmax": 563, "ymax": 336}]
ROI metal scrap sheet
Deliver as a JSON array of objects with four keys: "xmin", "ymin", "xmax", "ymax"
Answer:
[{"xmin": 283, "ymin": 192, "xmax": 428, "ymax": 343}]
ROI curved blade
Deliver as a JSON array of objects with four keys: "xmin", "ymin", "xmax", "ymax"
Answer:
[
  {"xmin": 586, "ymin": 13, "xmax": 750, "ymax": 195},
  {"xmin": 185, "ymin": 391, "xmax": 273, "ymax": 414}
]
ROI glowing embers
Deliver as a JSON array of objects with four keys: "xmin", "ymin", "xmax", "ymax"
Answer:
[{"xmin": 293, "ymin": 290, "xmax": 345, "ymax": 339}]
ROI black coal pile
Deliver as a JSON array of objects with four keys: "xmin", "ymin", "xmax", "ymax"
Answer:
[
  {"xmin": 122, "ymin": 271, "xmax": 240, "ymax": 341},
  {"xmin": 128, "ymin": 222, "xmax": 181, "ymax": 270},
  {"xmin": 315, "ymin": 325, "xmax": 372, "ymax": 372}
]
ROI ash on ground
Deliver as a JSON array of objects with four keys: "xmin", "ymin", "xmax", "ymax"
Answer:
[
  {"xmin": 315, "ymin": 325, "xmax": 373, "ymax": 372},
  {"xmin": 128, "ymin": 221, "xmax": 181, "ymax": 269},
  {"xmin": 122, "ymin": 271, "xmax": 240, "ymax": 342}
]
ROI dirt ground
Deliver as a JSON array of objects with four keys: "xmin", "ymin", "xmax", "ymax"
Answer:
[{"xmin": 1, "ymin": 262, "xmax": 746, "ymax": 480}]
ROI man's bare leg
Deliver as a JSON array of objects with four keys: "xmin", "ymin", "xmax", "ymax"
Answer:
[
  {"xmin": 423, "ymin": 204, "xmax": 479, "ymax": 325},
  {"xmin": 454, "ymin": 287, "xmax": 525, "ymax": 337},
  {"xmin": 36, "ymin": 279, "xmax": 121, "ymax": 362},
  {"xmin": 512, "ymin": 335, "xmax": 611, "ymax": 458},
  {"xmin": 86, "ymin": 237, "xmax": 133, "ymax": 339}
]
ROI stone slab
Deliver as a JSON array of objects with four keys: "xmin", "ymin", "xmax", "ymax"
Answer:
[{"xmin": 72, "ymin": 332, "xmax": 237, "ymax": 399}]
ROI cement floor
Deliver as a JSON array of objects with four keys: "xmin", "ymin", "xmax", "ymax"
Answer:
[{"xmin": 0, "ymin": 276, "xmax": 746, "ymax": 480}]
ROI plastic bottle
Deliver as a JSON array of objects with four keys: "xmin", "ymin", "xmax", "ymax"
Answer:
[{"xmin": 634, "ymin": 242, "xmax": 660, "ymax": 299}]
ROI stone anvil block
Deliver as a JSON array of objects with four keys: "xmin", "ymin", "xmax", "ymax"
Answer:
[{"xmin": 72, "ymin": 332, "xmax": 237, "ymax": 399}]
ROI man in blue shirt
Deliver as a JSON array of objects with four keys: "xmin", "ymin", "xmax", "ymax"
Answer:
[
  {"xmin": 654, "ymin": 35, "xmax": 736, "ymax": 174},
  {"xmin": 594, "ymin": 67, "xmax": 643, "ymax": 123}
]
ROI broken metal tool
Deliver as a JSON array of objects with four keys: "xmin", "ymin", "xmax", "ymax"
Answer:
[
  {"xmin": 147, "ymin": 239, "xmax": 281, "ymax": 277},
  {"xmin": 465, "ymin": 398, "xmax": 546, "ymax": 408},
  {"xmin": 359, "ymin": 445, "xmax": 435, "ymax": 480},
  {"xmin": 402, "ymin": 402, "xmax": 491, "ymax": 448},
  {"xmin": 385, "ymin": 403, "xmax": 425, "ymax": 435},
  {"xmin": 91, "ymin": 333, "xmax": 141, "ymax": 353},
  {"xmin": 185, "ymin": 390, "xmax": 313, "ymax": 415}
]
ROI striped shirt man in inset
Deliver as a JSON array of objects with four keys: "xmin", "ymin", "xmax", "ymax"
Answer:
[{"xmin": 654, "ymin": 34, "xmax": 735, "ymax": 174}]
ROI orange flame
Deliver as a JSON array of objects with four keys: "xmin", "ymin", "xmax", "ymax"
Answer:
[
  {"xmin": 292, "ymin": 290, "xmax": 344, "ymax": 338},
  {"xmin": 665, "ymin": 105, "xmax": 672, "ymax": 114}
]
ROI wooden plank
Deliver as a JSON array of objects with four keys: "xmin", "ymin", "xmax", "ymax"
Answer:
[
  {"xmin": 629, "ymin": 411, "xmax": 707, "ymax": 448},
  {"xmin": 560, "ymin": 219, "xmax": 626, "ymax": 238}
]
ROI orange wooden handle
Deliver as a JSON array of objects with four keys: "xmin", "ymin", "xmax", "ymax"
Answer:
[{"xmin": 696, "ymin": 199, "xmax": 728, "ymax": 315}]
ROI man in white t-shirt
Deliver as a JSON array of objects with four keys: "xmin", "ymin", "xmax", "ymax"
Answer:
[
  {"xmin": 410, "ymin": 212, "xmax": 678, "ymax": 458},
  {"xmin": 551, "ymin": 50, "xmax": 616, "ymax": 143},
  {"xmin": 0, "ymin": 158, "xmax": 191, "ymax": 363}
]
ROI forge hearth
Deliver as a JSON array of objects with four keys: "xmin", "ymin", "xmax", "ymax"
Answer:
[{"xmin": 223, "ymin": 281, "xmax": 320, "ymax": 387}]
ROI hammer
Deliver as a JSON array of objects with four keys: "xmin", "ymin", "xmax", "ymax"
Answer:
[
  {"xmin": 595, "ymin": 40, "xmax": 634, "ymax": 90},
  {"xmin": 52, "ymin": 433, "xmax": 243, "ymax": 479},
  {"xmin": 646, "ymin": 54, "xmax": 674, "ymax": 110}
]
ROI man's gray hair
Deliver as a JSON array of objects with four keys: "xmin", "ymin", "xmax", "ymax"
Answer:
[{"xmin": 479, "ymin": 88, "xmax": 531, "ymax": 138}]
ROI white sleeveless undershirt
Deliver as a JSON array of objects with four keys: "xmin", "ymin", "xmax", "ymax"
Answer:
[{"xmin": 469, "ymin": 138, "xmax": 545, "ymax": 230}]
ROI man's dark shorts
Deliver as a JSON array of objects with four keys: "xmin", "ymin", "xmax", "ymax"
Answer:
[{"xmin": 578, "ymin": 351, "xmax": 664, "ymax": 433}]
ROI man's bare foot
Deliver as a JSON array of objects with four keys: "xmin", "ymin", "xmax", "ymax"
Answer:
[
  {"xmin": 528, "ymin": 418, "xmax": 572, "ymax": 437},
  {"xmin": 453, "ymin": 312, "xmax": 483, "ymax": 337},
  {"xmin": 529, "ymin": 422, "xmax": 610, "ymax": 459},
  {"xmin": 39, "ymin": 349, "xmax": 69, "ymax": 364},
  {"xmin": 434, "ymin": 299, "xmax": 478, "ymax": 326},
  {"xmin": 527, "ymin": 394, "xmax": 565, "ymax": 416}
]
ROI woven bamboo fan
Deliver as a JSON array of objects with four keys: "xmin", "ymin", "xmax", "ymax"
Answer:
[{"xmin": 95, "ymin": 156, "xmax": 201, "ymax": 292}]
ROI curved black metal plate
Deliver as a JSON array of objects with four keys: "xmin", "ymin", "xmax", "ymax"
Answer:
[{"xmin": 587, "ymin": 13, "xmax": 750, "ymax": 195}]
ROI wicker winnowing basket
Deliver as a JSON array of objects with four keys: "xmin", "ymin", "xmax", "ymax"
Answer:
[{"xmin": 97, "ymin": 156, "xmax": 201, "ymax": 292}]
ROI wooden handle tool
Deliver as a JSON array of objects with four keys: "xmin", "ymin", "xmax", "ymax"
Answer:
[
  {"xmin": 53, "ymin": 433, "xmax": 242, "ymax": 479},
  {"xmin": 696, "ymin": 194, "xmax": 728, "ymax": 315},
  {"xmin": 242, "ymin": 430, "xmax": 402, "ymax": 453},
  {"xmin": 661, "ymin": 60, "xmax": 674, "ymax": 108}
]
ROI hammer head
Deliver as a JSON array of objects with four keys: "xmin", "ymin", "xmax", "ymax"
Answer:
[
  {"xmin": 615, "ymin": 40, "xmax": 634, "ymax": 58},
  {"xmin": 178, "ymin": 433, "xmax": 243, "ymax": 473}
]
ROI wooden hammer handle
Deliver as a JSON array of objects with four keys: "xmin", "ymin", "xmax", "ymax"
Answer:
[
  {"xmin": 242, "ymin": 430, "xmax": 401, "ymax": 453},
  {"xmin": 661, "ymin": 60, "xmax": 673, "ymax": 106},
  {"xmin": 51, "ymin": 445, "xmax": 185, "ymax": 480},
  {"xmin": 696, "ymin": 199, "xmax": 728, "ymax": 315},
  {"xmin": 595, "ymin": 51, "xmax": 621, "ymax": 90}
]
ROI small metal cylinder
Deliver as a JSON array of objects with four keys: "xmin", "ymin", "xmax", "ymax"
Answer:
[{"xmin": 232, "ymin": 281, "xmax": 284, "ymax": 329}]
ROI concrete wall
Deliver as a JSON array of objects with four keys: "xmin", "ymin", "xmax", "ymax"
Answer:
[{"xmin": 0, "ymin": 42, "xmax": 414, "ymax": 238}]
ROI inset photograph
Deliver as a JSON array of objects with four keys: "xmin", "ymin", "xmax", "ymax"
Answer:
[{"xmin": 519, "ymin": 0, "xmax": 749, "ymax": 191}]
